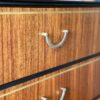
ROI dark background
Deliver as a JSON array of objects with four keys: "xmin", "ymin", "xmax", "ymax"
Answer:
[{"xmin": 0, "ymin": 0, "xmax": 99, "ymax": 2}]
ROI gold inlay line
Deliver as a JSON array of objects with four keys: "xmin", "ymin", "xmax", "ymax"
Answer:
[
  {"xmin": 0, "ymin": 10, "xmax": 100, "ymax": 15},
  {"xmin": 0, "ymin": 57, "xmax": 100, "ymax": 98}
]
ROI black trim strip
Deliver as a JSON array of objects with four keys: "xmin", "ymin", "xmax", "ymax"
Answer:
[
  {"xmin": 0, "ymin": 1, "xmax": 100, "ymax": 7},
  {"xmin": 93, "ymin": 95, "xmax": 100, "ymax": 100},
  {"xmin": 0, "ymin": 52, "xmax": 100, "ymax": 91}
]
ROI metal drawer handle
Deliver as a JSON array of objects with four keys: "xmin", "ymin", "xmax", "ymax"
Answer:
[
  {"xmin": 60, "ymin": 88, "xmax": 67, "ymax": 100},
  {"xmin": 41, "ymin": 97, "xmax": 48, "ymax": 100},
  {"xmin": 41, "ymin": 30, "xmax": 69, "ymax": 49}
]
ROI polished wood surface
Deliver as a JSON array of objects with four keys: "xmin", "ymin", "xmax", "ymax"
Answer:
[
  {"xmin": 0, "ymin": 60, "xmax": 99, "ymax": 100},
  {"xmin": 0, "ymin": 8, "xmax": 100, "ymax": 100}
]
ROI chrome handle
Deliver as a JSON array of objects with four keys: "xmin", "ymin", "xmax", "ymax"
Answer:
[
  {"xmin": 41, "ymin": 30, "xmax": 69, "ymax": 49},
  {"xmin": 60, "ymin": 88, "xmax": 67, "ymax": 100},
  {"xmin": 41, "ymin": 97, "xmax": 48, "ymax": 100}
]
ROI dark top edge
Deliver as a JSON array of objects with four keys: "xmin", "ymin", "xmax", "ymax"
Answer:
[{"xmin": 0, "ymin": 1, "xmax": 100, "ymax": 7}]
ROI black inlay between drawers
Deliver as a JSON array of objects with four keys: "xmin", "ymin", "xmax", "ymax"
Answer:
[
  {"xmin": 93, "ymin": 95, "xmax": 100, "ymax": 100},
  {"xmin": 0, "ymin": 52, "xmax": 100, "ymax": 91}
]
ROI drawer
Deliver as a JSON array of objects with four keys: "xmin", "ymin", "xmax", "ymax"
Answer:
[
  {"xmin": 0, "ymin": 59, "xmax": 100, "ymax": 100},
  {"xmin": 0, "ymin": 8, "xmax": 100, "ymax": 85}
]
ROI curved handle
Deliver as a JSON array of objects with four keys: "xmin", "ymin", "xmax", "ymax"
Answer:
[
  {"xmin": 60, "ymin": 88, "xmax": 67, "ymax": 100},
  {"xmin": 41, "ymin": 30, "xmax": 69, "ymax": 49},
  {"xmin": 41, "ymin": 97, "xmax": 48, "ymax": 100}
]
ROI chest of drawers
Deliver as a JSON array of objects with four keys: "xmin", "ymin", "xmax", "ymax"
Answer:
[{"xmin": 0, "ymin": 1, "xmax": 100, "ymax": 100}]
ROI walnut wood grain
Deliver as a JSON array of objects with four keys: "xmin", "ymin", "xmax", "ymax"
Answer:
[{"xmin": 0, "ymin": 8, "xmax": 100, "ymax": 100}]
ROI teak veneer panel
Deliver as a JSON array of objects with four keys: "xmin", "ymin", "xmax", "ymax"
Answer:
[
  {"xmin": 0, "ymin": 60, "xmax": 99, "ymax": 100},
  {"xmin": 0, "ymin": 8, "xmax": 100, "ymax": 100}
]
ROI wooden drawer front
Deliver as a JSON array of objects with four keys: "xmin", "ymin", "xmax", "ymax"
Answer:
[
  {"xmin": 0, "ymin": 60, "xmax": 100, "ymax": 100},
  {"xmin": 0, "ymin": 8, "xmax": 100, "ymax": 85}
]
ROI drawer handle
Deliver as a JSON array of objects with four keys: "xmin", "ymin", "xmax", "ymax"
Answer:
[
  {"xmin": 41, "ymin": 30, "xmax": 69, "ymax": 49},
  {"xmin": 60, "ymin": 88, "xmax": 67, "ymax": 100},
  {"xmin": 41, "ymin": 97, "xmax": 48, "ymax": 100}
]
